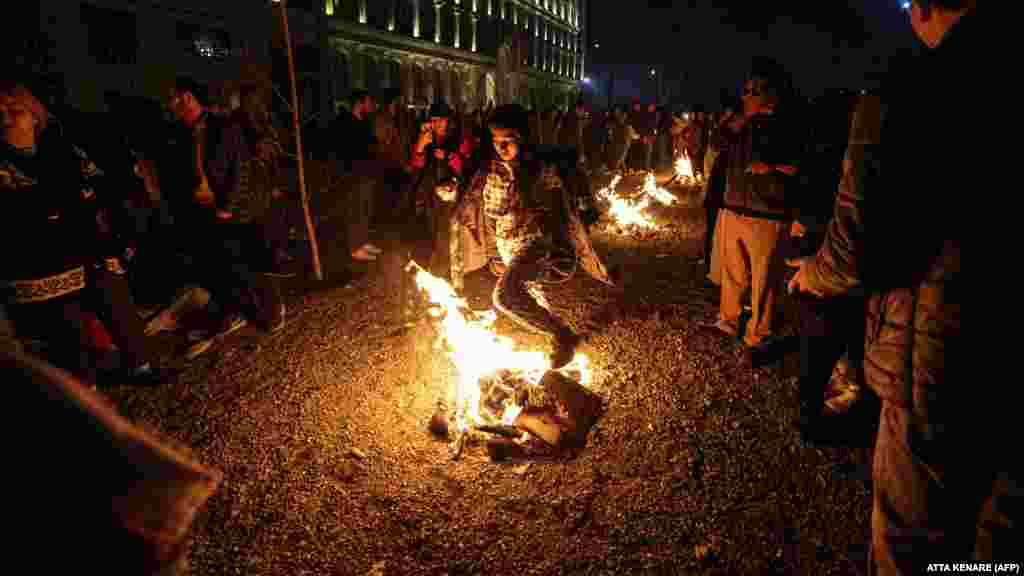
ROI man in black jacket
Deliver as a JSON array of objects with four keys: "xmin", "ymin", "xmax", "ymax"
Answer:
[{"xmin": 706, "ymin": 62, "xmax": 800, "ymax": 357}]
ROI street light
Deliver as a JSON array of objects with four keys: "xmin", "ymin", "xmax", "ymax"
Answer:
[
  {"xmin": 650, "ymin": 68, "xmax": 656, "ymax": 76},
  {"xmin": 582, "ymin": 77, "xmax": 592, "ymax": 84}
]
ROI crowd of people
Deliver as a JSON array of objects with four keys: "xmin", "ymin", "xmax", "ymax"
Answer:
[
  {"xmin": 0, "ymin": 69, "xmax": 714, "ymax": 381},
  {"xmin": 2, "ymin": 0, "xmax": 1011, "ymax": 574}
]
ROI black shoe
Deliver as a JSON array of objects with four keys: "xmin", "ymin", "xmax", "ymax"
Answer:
[
  {"xmin": 127, "ymin": 363, "xmax": 165, "ymax": 387},
  {"xmin": 797, "ymin": 403, "xmax": 834, "ymax": 446},
  {"xmin": 798, "ymin": 401, "xmax": 877, "ymax": 448},
  {"xmin": 746, "ymin": 336, "xmax": 799, "ymax": 369},
  {"xmin": 550, "ymin": 330, "xmax": 580, "ymax": 370}
]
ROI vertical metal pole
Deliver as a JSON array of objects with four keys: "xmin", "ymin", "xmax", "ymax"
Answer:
[{"xmin": 278, "ymin": 0, "xmax": 323, "ymax": 280}]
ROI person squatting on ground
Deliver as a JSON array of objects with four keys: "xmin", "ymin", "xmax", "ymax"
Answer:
[{"xmin": 458, "ymin": 104, "xmax": 613, "ymax": 369}]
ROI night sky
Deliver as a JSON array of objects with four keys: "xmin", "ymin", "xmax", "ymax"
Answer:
[{"xmin": 586, "ymin": 0, "xmax": 923, "ymax": 107}]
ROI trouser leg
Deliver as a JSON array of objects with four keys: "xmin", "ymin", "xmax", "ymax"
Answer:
[
  {"xmin": 347, "ymin": 176, "xmax": 374, "ymax": 252},
  {"xmin": 798, "ymin": 298, "xmax": 850, "ymax": 412},
  {"xmin": 492, "ymin": 243, "xmax": 568, "ymax": 338},
  {"xmin": 91, "ymin": 264, "xmax": 150, "ymax": 370},
  {"xmin": 718, "ymin": 210, "xmax": 749, "ymax": 333},
  {"xmin": 744, "ymin": 216, "xmax": 788, "ymax": 347},
  {"xmin": 217, "ymin": 223, "xmax": 281, "ymax": 330},
  {"xmin": 704, "ymin": 206, "xmax": 719, "ymax": 263}
]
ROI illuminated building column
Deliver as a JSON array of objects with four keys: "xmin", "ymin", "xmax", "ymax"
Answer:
[
  {"xmin": 533, "ymin": 16, "xmax": 540, "ymax": 69},
  {"xmin": 358, "ymin": 0, "xmax": 367, "ymax": 23},
  {"xmin": 435, "ymin": 1, "xmax": 444, "ymax": 44},
  {"xmin": 413, "ymin": 0, "xmax": 421, "ymax": 37},
  {"xmin": 388, "ymin": 0, "xmax": 396, "ymax": 31},
  {"xmin": 471, "ymin": 13, "xmax": 478, "ymax": 52},
  {"xmin": 453, "ymin": 5, "xmax": 462, "ymax": 48}
]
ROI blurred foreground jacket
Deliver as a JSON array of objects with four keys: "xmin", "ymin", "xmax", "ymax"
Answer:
[{"xmin": 5, "ymin": 349, "xmax": 222, "ymax": 575}]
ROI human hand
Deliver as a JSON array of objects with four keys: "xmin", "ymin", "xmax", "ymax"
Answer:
[
  {"xmin": 790, "ymin": 221, "xmax": 806, "ymax": 238},
  {"xmin": 433, "ymin": 148, "xmax": 447, "ymax": 160},
  {"xmin": 776, "ymin": 164, "xmax": 798, "ymax": 176},
  {"xmin": 417, "ymin": 125, "xmax": 433, "ymax": 146},
  {"xmin": 435, "ymin": 182, "xmax": 457, "ymax": 202},
  {"xmin": 788, "ymin": 259, "xmax": 825, "ymax": 297},
  {"xmin": 216, "ymin": 209, "xmax": 233, "ymax": 220}
]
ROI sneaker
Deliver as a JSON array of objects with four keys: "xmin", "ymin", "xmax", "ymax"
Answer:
[
  {"xmin": 351, "ymin": 247, "xmax": 378, "ymax": 262},
  {"xmin": 265, "ymin": 269, "xmax": 297, "ymax": 279},
  {"xmin": 186, "ymin": 316, "xmax": 247, "ymax": 360},
  {"xmin": 128, "ymin": 363, "xmax": 164, "ymax": 386},
  {"xmin": 145, "ymin": 310, "xmax": 179, "ymax": 336},
  {"xmin": 698, "ymin": 318, "xmax": 738, "ymax": 338},
  {"xmin": 185, "ymin": 337, "xmax": 216, "ymax": 360},
  {"xmin": 219, "ymin": 315, "xmax": 248, "ymax": 337}
]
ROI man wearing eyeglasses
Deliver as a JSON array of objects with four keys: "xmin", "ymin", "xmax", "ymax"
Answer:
[
  {"xmin": 704, "ymin": 60, "xmax": 800, "ymax": 362},
  {"xmin": 787, "ymin": 1, "xmax": 1013, "ymax": 573}
]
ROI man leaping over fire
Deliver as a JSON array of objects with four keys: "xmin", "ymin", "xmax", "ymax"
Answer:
[{"xmin": 458, "ymin": 104, "xmax": 613, "ymax": 370}]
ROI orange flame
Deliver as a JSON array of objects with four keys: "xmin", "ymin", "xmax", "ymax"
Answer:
[
  {"xmin": 595, "ymin": 175, "xmax": 657, "ymax": 229},
  {"xmin": 407, "ymin": 261, "xmax": 592, "ymax": 434},
  {"xmin": 674, "ymin": 152, "xmax": 699, "ymax": 184}
]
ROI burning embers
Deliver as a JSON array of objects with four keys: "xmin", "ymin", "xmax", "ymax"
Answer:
[
  {"xmin": 594, "ymin": 172, "xmax": 679, "ymax": 231},
  {"xmin": 671, "ymin": 152, "xmax": 701, "ymax": 186},
  {"xmin": 407, "ymin": 262, "xmax": 598, "ymax": 460}
]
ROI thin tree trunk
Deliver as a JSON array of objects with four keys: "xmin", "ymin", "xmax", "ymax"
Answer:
[{"xmin": 279, "ymin": 0, "xmax": 323, "ymax": 280}]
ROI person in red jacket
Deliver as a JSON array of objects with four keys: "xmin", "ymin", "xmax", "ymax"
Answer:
[{"xmin": 407, "ymin": 100, "xmax": 475, "ymax": 279}]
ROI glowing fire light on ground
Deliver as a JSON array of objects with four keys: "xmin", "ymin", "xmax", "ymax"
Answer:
[
  {"xmin": 673, "ymin": 152, "xmax": 699, "ymax": 185},
  {"xmin": 640, "ymin": 172, "xmax": 678, "ymax": 206},
  {"xmin": 595, "ymin": 173, "xmax": 679, "ymax": 231},
  {"xmin": 407, "ymin": 262, "xmax": 592, "ymax": 437},
  {"xmin": 595, "ymin": 175, "xmax": 655, "ymax": 229}
]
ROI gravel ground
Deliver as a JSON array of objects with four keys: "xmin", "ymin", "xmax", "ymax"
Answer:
[{"xmin": 105, "ymin": 170, "xmax": 873, "ymax": 575}]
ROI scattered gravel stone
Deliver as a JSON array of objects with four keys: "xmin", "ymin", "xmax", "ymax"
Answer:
[{"xmin": 103, "ymin": 171, "xmax": 872, "ymax": 575}]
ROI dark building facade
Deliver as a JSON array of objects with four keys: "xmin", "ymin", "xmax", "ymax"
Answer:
[
  {"xmin": 302, "ymin": 0, "xmax": 587, "ymax": 113},
  {"xmin": 24, "ymin": 1, "xmax": 272, "ymax": 113}
]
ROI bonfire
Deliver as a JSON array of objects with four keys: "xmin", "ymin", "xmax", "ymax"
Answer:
[
  {"xmin": 594, "ymin": 173, "xmax": 678, "ymax": 231},
  {"xmin": 671, "ymin": 151, "xmax": 700, "ymax": 186},
  {"xmin": 407, "ymin": 261, "xmax": 593, "ymax": 458}
]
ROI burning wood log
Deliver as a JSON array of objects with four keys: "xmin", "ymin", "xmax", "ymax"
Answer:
[
  {"xmin": 472, "ymin": 424, "xmax": 522, "ymax": 438},
  {"xmin": 539, "ymin": 371, "xmax": 604, "ymax": 448},
  {"xmin": 486, "ymin": 438, "xmax": 528, "ymax": 462},
  {"xmin": 513, "ymin": 407, "xmax": 566, "ymax": 447}
]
